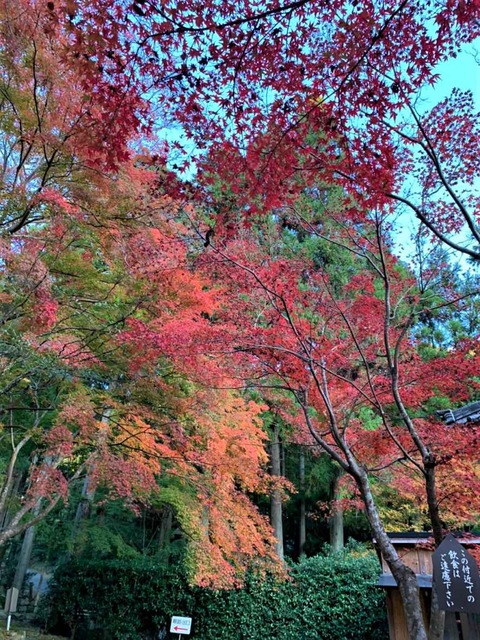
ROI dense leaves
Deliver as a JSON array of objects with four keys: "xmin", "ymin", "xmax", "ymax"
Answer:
[
  {"xmin": 45, "ymin": 545, "xmax": 387, "ymax": 640},
  {"xmin": 0, "ymin": 63, "xmax": 276, "ymax": 584},
  {"xmin": 1, "ymin": 0, "xmax": 479, "ymax": 635}
]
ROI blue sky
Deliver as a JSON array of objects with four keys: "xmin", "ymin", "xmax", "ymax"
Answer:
[
  {"xmin": 428, "ymin": 47, "xmax": 479, "ymax": 107},
  {"xmin": 393, "ymin": 43, "xmax": 480, "ymax": 266}
]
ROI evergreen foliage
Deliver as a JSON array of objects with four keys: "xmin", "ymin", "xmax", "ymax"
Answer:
[{"xmin": 45, "ymin": 545, "xmax": 387, "ymax": 640}]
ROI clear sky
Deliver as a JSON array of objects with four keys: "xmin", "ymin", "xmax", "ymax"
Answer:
[
  {"xmin": 428, "ymin": 47, "xmax": 480, "ymax": 107},
  {"xmin": 393, "ymin": 42, "xmax": 479, "ymax": 267}
]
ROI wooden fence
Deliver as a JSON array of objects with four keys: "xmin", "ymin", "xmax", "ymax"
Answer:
[{"xmin": 376, "ymin": 533, "xmax": 480, "ymax": 640}]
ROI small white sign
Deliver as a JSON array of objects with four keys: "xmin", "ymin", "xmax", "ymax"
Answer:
[{"xmin": 170, "ymin": 616, "xmax": 192, "ymax": 635}]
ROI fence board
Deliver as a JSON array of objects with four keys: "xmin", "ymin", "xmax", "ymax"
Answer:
[
  {"xmin": 460, "ymin": 612, "xmax": 480, "ymax": 639},
  {"xmin": 443, "ymin": 612, "xmax": 460, "ymax": 640}
]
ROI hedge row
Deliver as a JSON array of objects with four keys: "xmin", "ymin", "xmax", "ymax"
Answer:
[{"xmin": 45, "ymin": 546, "xmax": 388, "ymax": 640}]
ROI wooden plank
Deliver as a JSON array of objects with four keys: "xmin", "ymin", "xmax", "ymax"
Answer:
[
  {"xmin": 385, "ymin": 592, "xmax": 397, "ymax": 640},
  {"xmin": 394, "ymin": 591, "xmax": 410, "ymax": 640},
  {"xmin": 386, "ymin": 589, "xmax": 432, "ymax": 640},
  {"xmin": 443, "ymin": 612, "xmax": 460, "ymax": 640},
  {"xmin": 460, "ymin": 612, "xmax": 470, "ymax": 639},
  {"xmin": 397, "ymin": 547, "xmax": 420, "ymax": 573},
  {"xmin": 461, "ymin": 612, "xmax": 480, "ymax": 640},
  {"xmin": 418, "ymin": 549, "xmax": 432, "ymax": 575},
  {"xmin": 408, "ymin": 549, "xmax": 420, "ymax": 574},
  {"xmin": 387, "ymin": 590, "xmax": 410, "ymax": 640}
]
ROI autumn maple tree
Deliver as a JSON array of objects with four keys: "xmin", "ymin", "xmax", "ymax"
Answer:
[
  {"xmin": 192, "ymin": 192, "xmax": 480, "ymax": 635},
  {"xmin": 0, "ymin": 42, "xmax": 275, "ymax": 587},
  {"xmin": 0, "ymin": 158, "xmax": 279, "ymax": 587},
  {"xmin": 36, "ymin": 0, "xmax": 477, "ymax": 249},
  {"xmin": 2, "ymin": 0, "xmax": 480, "ymax": 634}
]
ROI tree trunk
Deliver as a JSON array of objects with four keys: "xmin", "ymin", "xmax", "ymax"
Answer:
[
  {"xmin": 329, "ymin": 470, "xmax": 344, "ymax": 552},
  {"xmin": 425, "ymin": 464, "xmax": 446, "ymax": 640},
  {"xmin": 355, "ymin": 465, "xmax": 428, "ymax": 640},
  {"xmin": 270, "ymin": 424, "xmax": 284, "ymax": 562},
  {"xmin": 0, "ymin": 472, "xmax": 23, "ymax": 532},
  {"xmin": 0, "ymin": 459, "xmax": 84, "ymax": 548},
  {"xmin": 0, "ymin": 495, "xmax": 61, "ymax": 547},
  {"xmin": 73, "ymin": 474, "xmax": 95, "ymax": 527},
  {"xmin": 12, "ymin": 523, "xmax": 36, "ymax": 593},
  {"xmin": 299, "ymin": 450, "xmax": 306, "ymax": 558},
  {"xmin": 11, "ymin": 499, "xmax": 42, "ymax": 596},
  {"xmin": 73, "ymin": 409, "xmax": 112, "ymax": 531},
  {"xmin": 428, "ymin": 585, "xmax": 445, "ymax": 640},
  {"xmin": 0, "ymin": 433, "xmax": 32, "ymax": 520},
  {"xmin": 158, "ymin": 506, "xmax": 173, "ymax": 552}
]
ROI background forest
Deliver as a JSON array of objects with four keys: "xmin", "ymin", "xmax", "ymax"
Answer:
[{"xmin": 0, "ymin": 0, "xmax": 479, "ymax": 639}]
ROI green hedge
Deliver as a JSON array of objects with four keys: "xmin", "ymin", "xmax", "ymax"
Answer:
[{"xmin": 45, "ymin": 546, "xmax": 388, "ymax": 640}]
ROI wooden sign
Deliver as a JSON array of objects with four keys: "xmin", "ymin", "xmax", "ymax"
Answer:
[{"xmin": 432, "ymin": 534, "xmax": 480, "ymax": 613}]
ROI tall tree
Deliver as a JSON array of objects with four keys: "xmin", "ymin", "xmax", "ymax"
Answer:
[
  {"xmin": 195, "ymin": 204, "xmax": 480, "ymax": 638},
  {"xmin": 39, "ymin": 0, "xmax": 477, "ymax": 255},
  {"xmin": 269, "ymin": 422, "xmax": 284, "ymax": 562},
  {"xmin": 0, "ymin": 153, "xmax": 279, "ymax": 587},
  {"xmin": 2, "ymin": 0, "xmax": 480, "ymax": 627}
]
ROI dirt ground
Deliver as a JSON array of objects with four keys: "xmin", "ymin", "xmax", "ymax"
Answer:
[{"xmin": 0, "ymin": 622, "xmax": 65, "ymax": 640}]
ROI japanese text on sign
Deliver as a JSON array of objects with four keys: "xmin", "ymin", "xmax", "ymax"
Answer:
[
  {"xmin": 170, "ymin": 616, "xmax": 192, "ymax": 635},
  {"xmin": 432, "ymin": 534, "xmax": 480, "ymax": 613}
]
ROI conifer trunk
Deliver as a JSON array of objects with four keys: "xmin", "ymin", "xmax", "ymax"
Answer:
[
  {"xmin": 299, "ymin": 450, "xmax": 306, "ymax": 558},
  {"xmin": 270, "ymin": 424, "xmax": 284, "ymax": 562},
  {"xmin": 158, "ymin": 506, "xmax": 173, "ymax": 563},
  {"xmin": 329, "ymin": 470, "xmax": 344, "ymax": 552},
  {"xmin": 11, "ymin": 499, "xmax": 42, "ymax": 597},
  {"xmin": 12, "ymin": 523, "xmax": 36, "ymax": 593},
  {"xmin": 74, "ymin": 474, "xmax": 95, "ymax": 527}
]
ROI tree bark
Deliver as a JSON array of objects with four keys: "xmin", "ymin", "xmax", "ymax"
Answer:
[
  {"xmin": 73, "ymin": 409, "xmax": 112, "ymax": 531},
  {"xmin": 158, "ymin": 505, "xmax": 173, "ymax": 560},
  {"xmin": 0, "ymin": 461, "xmax": 85, "ymax": 548},
  {"xmin": 355, "ymin": 464, "xmax": 428, "ymax": 640},
  {"xmin": 11, "ymin": 499, "xmax": 42, "ymax": 600},
  {"xmin": 0, "ymin": 435, "xmax": 32, "ymax": 518},
  {"xmin": 12, "ymin": 522, "xmax": 36, "ymax": 593},
  {"xmin": 299, "ymin": 449, "xmax": 306, "ymax": 558},
  {"xmin": 428, "ymin": 585, "xmax": 445, "ymax": 640},
  {"xmin": 0, "ymin": 495, "xmax": 61, "ymax": 547},
  {"xmin": 329, "ymin": 470, "xmax": 344, "ymax": 552},
  {"xmin": 0, "ymin": 471, "xmax": 24, "ymax": 536},
  {"xmin": 270, "ymin": 424, "xmax": 284, "ymax": 562},
  {"xmin": 425, "ymin": 464, "xmax": 446, "ymax": 640},
  {"xmin": 73, "ymin": 474, "xmax": 96, "ymax": 527}
]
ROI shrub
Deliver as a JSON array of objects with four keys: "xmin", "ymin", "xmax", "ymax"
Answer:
[{"xmin": 45, "ymin": 545, "xmax": 387, "ymax": 640}]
